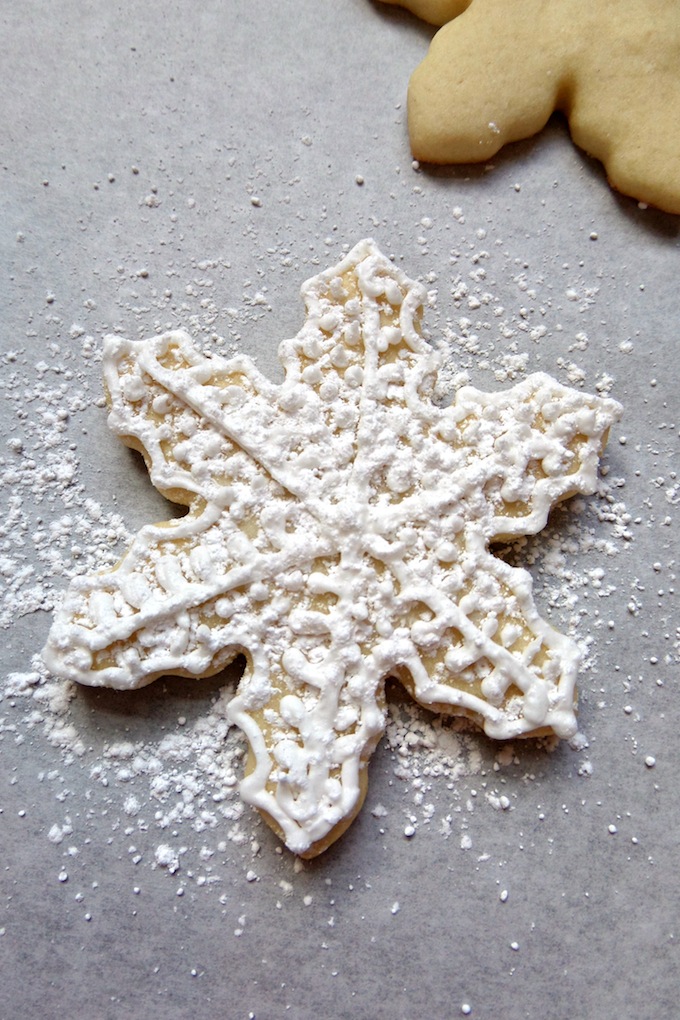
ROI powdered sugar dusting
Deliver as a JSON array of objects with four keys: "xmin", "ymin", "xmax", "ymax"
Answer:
[
  {"xmin": 1, "ymin": 218, "xmax": 635, "ymax": 895},
  {"xmin": 40, "ymin": 242, "xmax": 620, "ymax": 855}
]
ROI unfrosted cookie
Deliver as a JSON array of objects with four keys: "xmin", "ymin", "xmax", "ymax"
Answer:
[
  {"xmin": 382, "ymin": 0, "xmax": 680, "ymax": 214},
  {"xmin": 43, "ymin": 240, "xmax": 621, "ymax": 856}
]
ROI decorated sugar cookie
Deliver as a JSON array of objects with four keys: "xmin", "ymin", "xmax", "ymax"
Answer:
[
  {"xmin": 43, "ymin": 241, "xmax": 621, "ymax": 856},
  {"xmin": 382, "ymin": 0, "xmax": 680, "ymax": 214}
]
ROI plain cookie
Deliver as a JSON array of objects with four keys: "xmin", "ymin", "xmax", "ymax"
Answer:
[{"xmin": 382, "ymin": 0, "xmax": 680, "ymax": 213}]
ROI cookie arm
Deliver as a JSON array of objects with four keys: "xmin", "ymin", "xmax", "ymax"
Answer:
[
  {"xmin": 378, "ymin": 0, "xmax": 472, "ymax": 26},
  {"xmin": 567, "ymin": 30, "xmax": 680, "ymax": 214},
  {"xmin": 406, "ymin": 3, "xmax": 564, "ymax": 163},
  {"xmin": 228, "ymin": 643, "xmax": 386, "ymax": 857},
  {"xmin": 388, "ymin": 537, "xmax": 581, "ymax": 741},
  {"xmin": 41, "ymin": 505, "xmax": 264, "ymax": 688},
  {"xmin": 448, "ymin": 374, "xmax": 621, "ymax": 541}
]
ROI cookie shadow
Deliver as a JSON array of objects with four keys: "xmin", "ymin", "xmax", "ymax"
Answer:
[
  {"xmin": 418, "ymin": 113, "xmax": 679, "ymax": 237},
  {"xmin": 76, "ymin": 657, "xmax": 245, "ymax": 733}
]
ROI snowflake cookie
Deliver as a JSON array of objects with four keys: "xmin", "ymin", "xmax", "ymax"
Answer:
[
  {"xmin": 382, "ymin": 0, "xmax": 680, "ymax": 214},
  {"xmin": 43, "ymin": 240, "xmax": 621, "ymax": 856}
]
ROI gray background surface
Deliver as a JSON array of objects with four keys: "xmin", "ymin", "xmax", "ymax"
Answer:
[{"xmin": 1, "ymin": 2, "xmax": 678, "ymax": 1018}]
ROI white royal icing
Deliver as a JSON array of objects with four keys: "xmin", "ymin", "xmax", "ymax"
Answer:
[{"xmin": 43, "ymin": 239, "xmax": 621, "ymax": 854}]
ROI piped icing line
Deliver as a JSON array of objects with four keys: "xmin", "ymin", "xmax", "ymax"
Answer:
[{"xmin": 43, "ymin": 239, "xmax": 622, "ymax": 855}]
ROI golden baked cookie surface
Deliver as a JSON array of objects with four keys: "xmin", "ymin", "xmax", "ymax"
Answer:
[{"xmin": 382, "ymin": 0, "xmax": 680, "ymax": 213}]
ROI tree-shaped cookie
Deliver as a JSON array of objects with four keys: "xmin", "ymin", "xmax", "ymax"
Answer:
[
  {"xmin": 382, "ymin": 0, "xmax": 680, "ymax": 214},
  {"xmin": 43, "ymin": 240, "xmax": 621, "ymax": 856}
]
